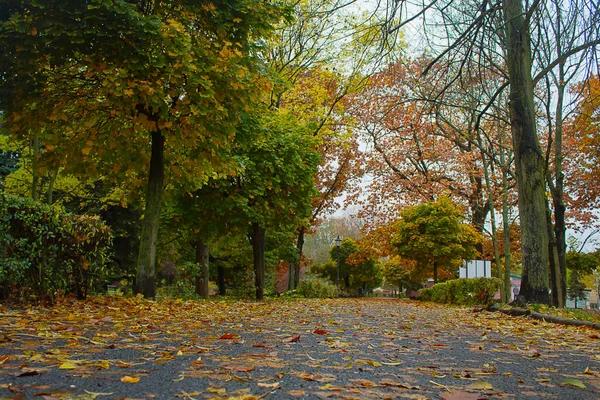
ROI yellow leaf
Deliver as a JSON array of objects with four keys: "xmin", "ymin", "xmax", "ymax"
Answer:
[
  {"xmin": 207, "ymin": 387, "xmax": 227, "ymax": 396},
  {"xmin": 59, "ymin": 361, "xmax": 78, "ymax": 370},
  {"xmin": 83, "ymin": 390, "xmax": 115, "ymax": 398},
  {"xmin": 120, "ymin": 376, "xmax": 140, "ymax": 384},
  {"xmin": 123, "ymin": 88, "xmax": 134, "ymax": 96},
  {"xmin": 82, "ymin": 147, "xmax": 91, "ymax": 155},
  {"xmin": 467, "ymin": 381, "xmax": 493, "ymax": 390}
]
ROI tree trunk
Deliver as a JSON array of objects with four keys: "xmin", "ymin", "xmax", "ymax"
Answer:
[
  {"xmin": 194, "ymin": 239, "xmax": 209, "ymax": 299},
  {"xmin": 546, "ymin": 200, "xmax": 564, "ymax": 307},
  {"xmin": 252, "ymin": 222, "xmax": 266, "ymax": 301},
  {"xmin": 134, "ymin": 130, "xmax": 165, "ymax": 299},
  {"xmin": 433, "ymin": 261, "xmax": 438, "ymax": 284},
  {"xmin": 479, "ymin": 133, "xmax": 504, "ymax": 300},
  {"xmin": 288, "ymin": 262, "xmax": 295, "ymax": 291},
  {"xmin": 31, "ymin": 135, "xmax": 40, "ymax": 201},
  {"xmin": 550, "ymin": 73, "xmax": 568, "ymax": 308},
  {"xmin": 499, "ymin": 142, "xmax": 513, "ymax": 303},
  {"xmin": 503, "ymin": 0, "xmax": 550, "ymax": 304},
  {"xmin": 217, "ymin": 264, "xmax": 226, "ymax": 296},
  {"xmin": 294, "ymin": 227, "xmax": 305, "ymax": 288}
]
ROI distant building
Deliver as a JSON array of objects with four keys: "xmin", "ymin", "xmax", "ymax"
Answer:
[{"xmin": 459, "ymin": 260, "xmax": 492, "ymax": 279}]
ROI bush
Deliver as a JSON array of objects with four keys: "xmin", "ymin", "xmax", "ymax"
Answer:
[
  {"xmin": 0, "ymin": 194, "xmax": 112, "ymax": 301},
  {"xmin": 297, "ymin": 277, "xmax": 337, "ymax": 298},
  {"xmin": 419, "ymin": 277, "xmax": 499, "ymax": 306}
]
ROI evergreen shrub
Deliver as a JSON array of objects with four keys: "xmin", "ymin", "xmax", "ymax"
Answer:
[
  {"xmin": 297, "ymin": 276, "xmax": 337, "ymax": 298},
  {"xmin": 419, "ymin": 277, "xmax": 499, "ymax": 306},
  {"xmin": 0, "ymin": 194, "xmax": 112, "ymax": 301}
]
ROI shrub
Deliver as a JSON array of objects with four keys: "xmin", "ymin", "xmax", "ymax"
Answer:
[
  {"xmin": 419, "ymin": 277, "xmax": 499, "ymax": 306},
  {"xmin": 0, "ymin": 194, "xmax": 112, "ymax": 301},
  {"xmin": 297, "ymin": 276, "xmax": 338, "ymax": 298}
]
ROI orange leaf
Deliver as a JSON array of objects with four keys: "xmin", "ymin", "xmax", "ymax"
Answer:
[
  {"xmin": 219, "ymin": 333, "xmax": 238, "ymax": 340},
  {"xmin": 120, "ymin": 376, "xmax": 140, "ymax": 384},
  {"xmin": 313, "ymin": 329, "xmax": 328, "ymax": 335}
]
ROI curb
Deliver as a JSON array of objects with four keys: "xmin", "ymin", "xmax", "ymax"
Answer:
[{"xmin": 487, "ymin": 305, "xmax": 600, "ymax": 330}]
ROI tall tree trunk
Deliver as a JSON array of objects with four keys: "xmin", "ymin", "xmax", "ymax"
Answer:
[
  {"xmin": 217, "ymin": 264, "xmax": 226, "ymax": 296},
  {"xmin": 501, "ymin": 183, "xmax": 513, "ymax": 303},
  {"xmin": 499, "ymin": 142, "xmax": 513, "ymax": 303},
  {"xmin": 550, "ymin": 74, "xmax": 568, "ymax": 308},
  {"xmin": 479, "ymin": 132, "xmax": 504, "ymax": 300},
  {"xmin": 195, "ymin": 240, "xmax": 209, "ymax": 299},
  {"xmin": 546, "ymin": 199, "xmax": 564, "ymax": 308},
  {"xmin": 294, "ymin": 228, "xmax": 305, "ymax": 287},
  {"xmin": 134, "ymin": 130, "xmax": 165, "ymax": 299},
  {"xmin": 469, "ymin": 175, "xmax": 487, "ymax": 254},
  {"xmin": 252, "ymin": 222, "xmax": 266, "ymax": 301},
  {"xmin": 31, "ymin": 134, "xmax": 40, "ymax": 201},
  {"xmin": 433, "ymin": 261, "xmax": 438, "ymax": 283},
  {"xmin": 503, "ymin": 0, "xmax": 550, "ymax": 304}
]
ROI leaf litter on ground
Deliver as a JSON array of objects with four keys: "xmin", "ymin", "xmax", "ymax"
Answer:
[{"xmin": 1, "ymin": 296, "xmax": 600, "ymax": 398}]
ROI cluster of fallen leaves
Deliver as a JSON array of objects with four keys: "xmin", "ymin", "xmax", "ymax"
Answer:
[{"xmin": 1, "ymin": 296, "xmax": 600, "ymax": 399}]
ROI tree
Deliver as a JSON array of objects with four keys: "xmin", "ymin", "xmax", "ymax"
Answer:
[
  {"xmin": 383, "ymin": 0, "xmax": 600, "ymax": 305},
  {"xmin": 391, "ymin": 197, "xmax": 482, "ymax": 283},
  {"xmin": 382, "ymin": 256, "xmax": 412, "ymax": 295},
  {"xmin": 0, "ymin": 0, "xmax": 286, "ymax": 298}
]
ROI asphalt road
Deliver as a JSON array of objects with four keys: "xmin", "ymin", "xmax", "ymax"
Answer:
[{"xmin": 1, "ymin": 297, "xmax": 599, "ymax": 399}]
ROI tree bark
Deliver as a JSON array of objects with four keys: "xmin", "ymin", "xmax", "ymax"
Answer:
[
  {"xmin": 195, "ymin": 240, "xmax": 209, "ymax": 299},
  {"xmin": 503, "ymin": 0, "xmax": 550, "ymax": 304},
  {"xmin": 546, "ymin": 200, "xmax": 564, "ymax": 307},
  {"xmin": 134, "ymin": 129, "xmax": 165, "ymax": 299},
  {"xmin": 252, "ymin": 222, "xmax": 266, "ymax": 301},
  {"xmin": 295, "ymin": 228, "xmax": 305, "ymax": 287},
  {"xmin": 217, "ymin": 264, "xmax": 226, "ymax": 296},
  {"xmin": 433, "ymin": 261, "xmax": 438, "ymax": 284}
]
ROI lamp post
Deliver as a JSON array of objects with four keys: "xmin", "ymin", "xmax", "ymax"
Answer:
[{"xmin": 335, "ymin": 235, "xmax": 342, "ymax": 296}]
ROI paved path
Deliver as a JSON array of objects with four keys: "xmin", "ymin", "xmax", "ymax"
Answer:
[{"xmin": 1, "ymin": 297, "xmax": 600, "ymax": 399}]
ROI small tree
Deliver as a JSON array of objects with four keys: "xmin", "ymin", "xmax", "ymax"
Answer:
[
  {"xmin": 391, "ymin": 197, "xmax": 482, "ymax": 283},
  {"xmin": 382, "ymin": 256, "xmax": 412, "ymax": 295}
]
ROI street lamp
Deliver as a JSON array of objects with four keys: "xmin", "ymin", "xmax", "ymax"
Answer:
[{"xmin": 335, "ymin": 235, "xmax": 342, "ymax": 296}]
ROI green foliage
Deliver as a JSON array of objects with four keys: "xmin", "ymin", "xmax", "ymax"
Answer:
[
  {"xmin": 566, "ymin": 251, "xmax": 599, "ymax": 276},
  {"xmin": 382, "ymin": 256, "xmax": 410, "ymax": 289},
  {"xmin": 392, "ymin": 197, "xmax": 482, "ymax": 281},
  {"xmin": 568, "ymin": 268, "xmax": 587, "ymax": 303},
  {"xmin": 0, "ymin": 193, "xmax": 112, "ymax": 300},
  {"xmin": 297, "ymin": 276, "xmax": 338, "ymax": 298},
  {"xmin": 419, "ymin": 278, "xmax": 500, "ymax": 306}
]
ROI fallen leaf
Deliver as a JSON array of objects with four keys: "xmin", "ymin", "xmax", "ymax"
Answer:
[
  {"xmin": 257, "ymin": 382, "xmax": 280, "ymax": 388},
  {"xmin": 58, "ymin": 362, "xmax": 78, "ymax": 370},
  {"xmin": 467, "ymin": 381, "xmax": 493, "ymax": 390},
  {"xmin": 287, "ymin": 390, "xmax": 305, "ymax": 397},
  {"xmin": 284, "ymin": 335, "xmax": 301, "ymax": 343},
  {"xmin": 313, "ymin": 329, "xmax": 328, "ymax": 335},
  {"xmin": 561, "ymin": 378, "xmax": 586, "ymax": 389},
  {"xmin": 219, "ymin": 333, "xmax": 238, "ymax": 340},
  {"xmin": 120, "ymin": 376, "xmax": 140, "ymax": 383},
  {"xmin": 351, "ymin": 379, "xmax": 377, "ymax": 387}
]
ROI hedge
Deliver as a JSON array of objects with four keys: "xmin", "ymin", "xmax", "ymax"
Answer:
[
  {"xmin": 420, "ymin": 277, "xmax": 499, "ymax": 306},
  {"xmin": 0, "ymin": 194, "xmax": 112, "ymax": 301}
]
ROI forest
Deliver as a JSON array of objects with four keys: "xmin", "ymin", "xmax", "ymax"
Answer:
[{"xmin": 1, "ymin": 0, "xmax": 600, "ymax": 308}]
